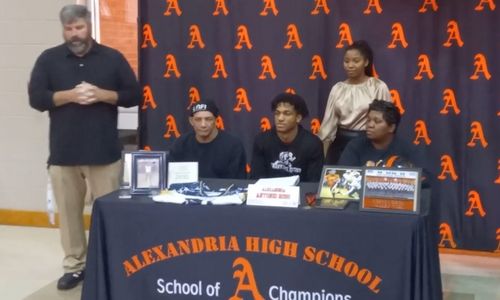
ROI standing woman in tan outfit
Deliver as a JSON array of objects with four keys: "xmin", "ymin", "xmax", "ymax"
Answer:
[{"xmin": 318, "ymin": 40, "xmax": 392, "ymax": 164}]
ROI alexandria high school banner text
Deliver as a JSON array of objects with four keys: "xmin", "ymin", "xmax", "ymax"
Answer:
[{"xmin": 137, "ymin": 0, "xmax": 499, "ymax": 252}]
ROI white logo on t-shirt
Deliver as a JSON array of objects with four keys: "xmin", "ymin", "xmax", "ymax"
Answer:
[{"xmin": 271, "ymin": 151, "xmax": 302, "ymax": 174}]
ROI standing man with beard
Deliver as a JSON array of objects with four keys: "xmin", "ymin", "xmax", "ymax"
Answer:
[
  {"xmin": 28, "ymin": 5, "xmax": 141, "ymax": 290},
  {"xmin": 250, "ymin": 93, "xmax": 324, "ymax": 182}
]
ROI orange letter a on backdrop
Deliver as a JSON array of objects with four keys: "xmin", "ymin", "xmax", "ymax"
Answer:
[
  {"xmin": 311, "ymin": 0, "xmax": 330, "ymax": 15},
  {"xmin": 141, "ymin": 24, "xmax": 158, "ymax": 48},
  {"xmin": 229, "ymin": 257, "xmax": 264, "ymax": 300},
  {"xmin": 335, "ymin": 23, "xmax": 353, "ymax": 48},
  {"xmin": 142, "ymin": 85, "xmax": 157, "ymax": 110},
  {"xmin": 475, "ymin": 0, "xmax": 496, "ymax": 11},
  {"xmin": 439, "ymin": 223, "xmax": 457, "ymax": 248},
  {"xmin": 260, "ymin": 0, "xmax": 279, "ymax": 16},
  {"xmin": 216, "ymin": 116, "xmax": 225, "ymax": 130},
  {"xmin": 234, "ymin": 88, "xmax": 253, "ymax": 112},
  {"xmin": 309, "ymin": 55, "xmax": 327, "ymax": 80},
  {"xmin": 413, "ymin": 120, "xmax": 431, "ymax": 145},
  {"xmin": 259, "ymin": 56, "xmax": 277, "ymax": 79},
  {"xmin": 213, "ymin": 0, "xmax": 229, "ymax": 16},
  {"xmin": 187, "ymin": 25, "xmax": 206, "ymax": 49},
  {"xmin": 467, "ymin": 121, "xmax": 488, "ymax": 148},
  {"xmin": 234, "ymin": 25, "xmax": 253, "ymax": 50},
  {"xmin": 260, "ymin": 117, "xmax": 272, "ymax": 132},
  {"xmin": 164, "ymin": 54, "xmax": 181, "ymax": 78},
  {"xmin": 438, "ymin": 155, "xmax": 459, "ymax": 181},
  {"xmin": 164, "ymin": 115, "xmax": 180, "ymax": 139},
  {"xmin": 164, "ymin": 0, "xmax": 182, "ymax": 16},
  {"xmin": 440, "ymin": 89, "xmax": 461, "ymax": 115},
  {"xmin": 465, "ymin": 190, "xmax": 487, "ymax": 217},
  {"xmin": 187, "ymin": 87, "xmax": 201, "ymax": 110},
  {"xmin": 310, "ymin": 119, "xmax": 321, "ymax": 134},
  {"xmin": 418, "ymin": 0, "xmax": 439, "ymax": 13},
  {"xmin": 388, "ymin": 23, "xmax": 409, "ymax": 48},
  {"xmin": 390, "ymin": 90, "xmax": 405, "ymax": 115},
  {"xmin": 443, "ymin": 20, "xmax": 464, "ymax": 47},
  {"xmin": 470, "ymin": 54, "xmax": 492, "ymax": 80},
  {"xmin": 363, "ymin": 0, "xmax": 383, "ymax": 14},
  {"xmin": 414, "ymin": 54, "xmax": 434, "ymax": 80},
  {"xmin": 284, "ymin": 24, "xmax": 303, "ymax": 49},
  {"xmin": 212, "ymin": 54, "xmax": 229, "ymax": 79}
]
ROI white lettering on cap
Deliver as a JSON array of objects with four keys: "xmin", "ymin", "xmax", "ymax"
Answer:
[{"xmin": 193, "ymin": 104, "xmax": 207, "ymax": 112}]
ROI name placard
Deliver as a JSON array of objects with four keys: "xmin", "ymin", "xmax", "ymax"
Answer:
[{"xmin": 246, "ymin": 184, "xmax": 300, "ymax": 208}]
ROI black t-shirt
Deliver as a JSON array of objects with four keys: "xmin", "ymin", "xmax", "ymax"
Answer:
[
  {"xmin": 170, "ymin": 130, "xmax": 247, "ymax": 179},
  {"xmin": 250, "ymin": 126, "xmax": 324, "ymax": 182}
]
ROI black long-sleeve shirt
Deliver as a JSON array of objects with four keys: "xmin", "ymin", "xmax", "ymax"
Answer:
[
  {"xmin": 28, "ymin": 42, "xmax": 141, "ymax": 165},
  {"xmin": 170, "ymin": 131, "xmax": 247, "ymax": 179},
  {"xmin": 250, "ymin": 126, "xmax": 324, "ymax": 182}
]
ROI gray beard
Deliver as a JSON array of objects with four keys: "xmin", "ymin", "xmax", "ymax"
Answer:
[{"xmin": 67, "ymin": 40, "xmax": 91, "ymax": 56}]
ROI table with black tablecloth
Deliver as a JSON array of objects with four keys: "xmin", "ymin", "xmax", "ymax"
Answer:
[{"xmin": 81, "ymin": 179, "xmax": 442, "ymax": 300}]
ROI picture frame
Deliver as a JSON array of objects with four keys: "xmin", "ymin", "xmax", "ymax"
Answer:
[
  {"xmin": 130, "ymin": 151, "xmax": 167, "ymax": 195},
  {"xmin": 317, "ymin": 166, "xmax": 364, "ymax": 201},
  {"xmin": 360, "ymin": 167, "xmax": 421, "ymax": 214}
]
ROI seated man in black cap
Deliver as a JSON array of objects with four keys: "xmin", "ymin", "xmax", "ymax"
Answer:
[
  {"xmin": 170, "ymin": 100, "xmax": 247, "ymax": 179},
  {"xmin": 338, "ymin": 99, "xmax": 426, "ymax": 170},
  {"xmin": 250, "ymin": 93, "xmax": 324, "ymax": 182}
]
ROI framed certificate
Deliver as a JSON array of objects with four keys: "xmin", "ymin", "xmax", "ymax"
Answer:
[
  {"xmin": 130, "ymin": 151, "xmax": 167, "ymax": 195},
  {"xmin": 317, "ymin": 166, "xmax": 364, "ymax": 201},
  {"xmin": 361, "ymin": 167, "xmax": 421, "ymax": 214}
]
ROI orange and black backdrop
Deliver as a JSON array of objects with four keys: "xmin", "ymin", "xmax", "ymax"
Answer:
[{"xmin": 138, "ymin": 0, "xmax": 499, "ymax": 252}]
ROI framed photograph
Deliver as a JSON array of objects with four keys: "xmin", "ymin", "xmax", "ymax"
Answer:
[
  {"xmin": 317, "ymin": 166, "xmax": 364, "ymax": 202},
  {"xmin": 130, "ymin": 151, "xmax": 167, "ymax": 195},
  {"xmin": 360, "ymin": 167, "xmax": 421, "ymax": 214}
]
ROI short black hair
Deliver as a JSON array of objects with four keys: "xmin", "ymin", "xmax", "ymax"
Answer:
[
  {"xmin": 368, "ymin": 100, "xmax": 401, "ymax": 131},
  {"xmin": 345, "ymin": 40, "xmax": 374, "ymax": 77},
  {"xmin": 271, "ymin": 93, "xmax": 309, "ymax": 118}
]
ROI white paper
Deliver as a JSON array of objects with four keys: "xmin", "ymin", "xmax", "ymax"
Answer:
[
  {"xmin": 167, "ymin": 162, "xmax": 199, "ymax": 188},
  {"xmin": 254, "ymin": 175, "xmax": 300, "ymax": 186}
]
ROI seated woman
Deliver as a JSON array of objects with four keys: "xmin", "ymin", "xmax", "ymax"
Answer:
[
  {"xmin": 340, "ymin": 100, "xmax": 437, "ymax": 227},
  {"xmin": 338, "ymin": 99, "xmax": 425, "ymax": 171}
]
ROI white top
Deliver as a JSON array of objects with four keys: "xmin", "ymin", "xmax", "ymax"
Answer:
[{"xmin": 318, "ymin": 77, "xmax": 391, "ymax": 142}]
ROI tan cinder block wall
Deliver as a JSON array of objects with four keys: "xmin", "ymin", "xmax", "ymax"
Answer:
[{"xmin": 0, "ymin": 0, "xmax": 74, "ymax": 213}]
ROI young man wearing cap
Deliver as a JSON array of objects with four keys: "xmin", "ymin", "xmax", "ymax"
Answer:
[
  {"xmin": 250, "ymin": 93, "xmax": 324, "ymax": 182},
  {"xmin": 170, "ymin": 100, "xmax": 247, "ymax": 179}
]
